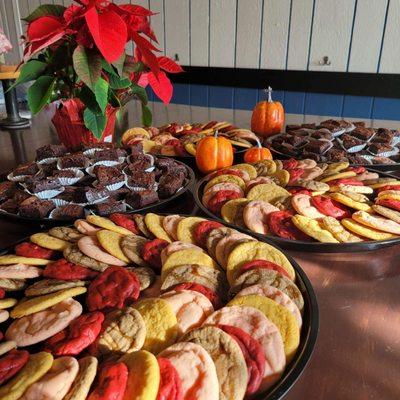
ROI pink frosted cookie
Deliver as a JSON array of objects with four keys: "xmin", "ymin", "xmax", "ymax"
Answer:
[
  {"xmin": 74, "ymin": 220, "xmax": 101, "ymax": 235},
  {"xmin": 78, "ymin": 236, "xmax": 126, "ymax": 266},
  {"xmin": 203, "ymin": 305, "xmax": 285, "ymax": 391},
  {"xmin": 160, "ymin": 241, "xmax": 202, "ymax": 265},
  {"xmin": 21, "ymin": 356, "xmax": 79, "ymax": 400},
  {"xmin": 6, "ymin": 298, "xmax": 82, "ymax": 347},
  {"xmin": 162, "ymin": 215, "xmax": 183, "ymax": 241},
  {"xmin": 161, "ymin": 289, "xmax": 214, "ymax": 335},
  {"xmin": 0, "ymin": 264, "xmax": 42, "ymax": 279},
  {"xmin": 236, "ymin": 284, "xmax": 302, "ymax": 328},
  {"xmin": 159, "ymin": 342, "xmax": 219, "ymax": 400}
]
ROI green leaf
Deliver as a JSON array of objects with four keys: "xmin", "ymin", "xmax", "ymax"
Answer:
[
  {"xmin": 131, "ymin": 84, "xmax": 148, "ymax": 105},
  {"xmin": 73, "ymin": 45, "xmax": 102, "ymax": 91},
  {"xmin": 141, "ymin": 104, "xmax": 152, "ymax": 127},
  {"xmin": 83, "ymin": 108, "xmax": 107, "ymax": 139},
  {"xmin": 23, "ymin": 4, "xmax": 66, "ymax": 22},
  {"xmin": 112, "ymin": 53, "xmax": 126, "ymax": 76},
  {"xmin": 109, "ymin": 75, "xmax": 131, "ymax": 89},
  {"xmin": 123, "ymin": 60, "xmax": 145, "ymax": 77},
  {"xmin": 94, "ymin": 77, "xmax": 109, "ymax": 113},
  {"xmin": 9, "ymin": 60, "xmax": 47, "ymax": 91},
  {"xmin": 101, "ymin": 59, "xmax": 118, "ymax": 76},
  {"xmin": 27, "ymin": 76, "xmax": 56, "ymax": 115},
  {"xmin": 78, "ymin": 85, "xmax": 101, "ymax": 114}
]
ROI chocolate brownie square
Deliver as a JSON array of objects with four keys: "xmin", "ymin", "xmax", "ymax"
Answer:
[
  {"xmin": 52, "ymin": 170, "xmax": 77, "ymax": 179},
  {"xmin": 373, "ymin": 129, "xmax": 394, "ymax": 144},
  {"xmin": 19, "ymin": 198, "xmax": 55, "ymax": 218},
  {"xmin": 127, "ymin": 171, "xmax": 155, "ymax": 189},
  {"xmin": 93, "ymin": 149, "xmax": 120, "ymax": 162},
  {"xmin": 94, "ymin": 200, "xmax": 126, "ymax": 216},
  {"xmin": 59, "ymin": 153, "xmax": 88, "ymax": 169},
  {"xmin": 351, "ymin": 128, "xmax": 375, "ymax": 141},
  {"xmin": 13, "ymin": 162, "xmax": 39, "ymax": 177},
  {"xmin": 311, "ymin": 129, "xmax": 333, "ymax": 140},
  {"xmin": 326, "ymin": 149, "xmax": 348, "ymax": 162},
  {"xmin": 51, "ymin": 204, "xmax": 85, "ymax": 220},
  {"xmin": 285, "ymin": 124, "xmax": 302, "ymax": 132},
  {"xmin": 36, "ymin": 144, "xmax": 67, "ymax": 161},
  {"xmin": 347, "ymin": 155, "xmax": 370, "ymax": 164},
  {"xmin": 26, "ymin": 178, "xmax": 62, "ymax": 194},
  {"xmin": 108, "ymin": 187, "xmax": 131, "ymax": 201},
  {"xmin": 353, "ymin": 121, "xmax": 366, "ymax": 128},
  {"xmin": 158, "ymin": 172, "xmax": 185, "ymax": 198},
  {"xmin": 274, "ymin": 143, "xmax": 298, "ymax": 156},
  {"xmin": 41, "ymin": 162, "xmax": 59, "ymax": 176},
  {"xmin": 372, "ymin": 156, "xmax": 396, "ymax": 164},
  {"xmin": 53, "ymin": 186, "xmax": 76, "ymax": 203},
  {"xmin": 94, "ymin": 166, "xmax": 124, "ymax": 186},
  {"xmin": 72, "ymin": 186, "xmax": 109, "ymax": 204},
  {"xmin": 0, "ymin": 181, "xmax": 16, "ymax": 201},
  {"xmin": 13, "ymin": 189, "xmax": 31, "ymax": 204},
  {"xmin": 341, "ymin": 134, "xmax": 364, "ymax": 150},
  {"xmin": 83, "ymin": 142, "xmax": 114, "ymax": 151},
  {"xmin": 126, "ymin": 189, "xmax": 159, "ymax": 209},
  {"xmin": 0, "ymin": 199, "xmax": 19, "ymax": 214},
  {"xmin": 286, "ymin": 135, "xmax": 309, "ymax": 147},
  {"xmin": 301, "ymin": 123, "xmax": 317, "ymax": 129},
  {"xmin": 127, "ymin": 154, "xmax": 152, "ymax": 172},
  {"xmin": 128, "ymin": 142, "xmax": 144, "ymax": 155},
  {"xmin": 304, "ymin": 140, "xmax": 331, "ymax": 154},
  {"xmin": 301, "ymin": 152, "xmax": 322, "ymax": 162},
  {"xmin": 368, "ymin": 143, "xmax": 394, "ymax": 155}
]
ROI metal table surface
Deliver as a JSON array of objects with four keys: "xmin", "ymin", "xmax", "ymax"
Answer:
[{"xmin": 0, "ymin": 101, "xmax": 399, "ymax": 400}]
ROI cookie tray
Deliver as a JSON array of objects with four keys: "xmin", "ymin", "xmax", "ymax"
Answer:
[
  {"xmin": 0, "ymin": 212, "xmax": 319, "ymax": 400},
  {"xmin": 0, "ymin": 159, "xmax": 195, "ymax": 227},
  {"xmin": 194, "ymin": 170, "xmax": 400, "ymax": 253}
]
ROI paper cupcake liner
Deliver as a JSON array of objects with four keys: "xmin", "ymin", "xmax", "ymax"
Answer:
[
  {"xmin": 392, "ymin": 137, "xmax": 400, "ymax": 146},
  {"xmin": 331, "ymin": 128, "xmax": 346, "ymax": 138},
  {"xmin": 36, "ymin": 157, "xmax": 58, "ymax": 165},
  {"xmin": 83, "ymin": 147, "xmax": 106, "ymax": 157},
  {"xmin": 92, "ymin": 179, "xmax": 125, "ymax": 191},
  {"xmin": 126, "ymin": 181, "xmax": 158, "ymax": 192},
  {"xmin": 7, "ymin": 172, "xmax": 29, "ymax": 182},
  {"xmin": 57, "ymin": 158, "xmax": 91, "ymax": 171},
  {"xmin": 367, "ymin": 147, "xmax": 400, "ymax": 158},
  {"xmin": 337, "ymin": 138, "xmax": 367, "ymax": 154},
  {"xmin": 344, "ymin": 123, "xmax": 356, "ymax": 132},
  {"xmin": 23, "ymin": 186, "xmax": 65, "ymax": 200},
  {"xmin": 90, "ymin": 157, "xmax": 125, "ymax": 167},
  {"xmin": 49, "ymin": 207, "xmax": 89, "ymax": 220},
  {"xmin": 49, "ymin": 198, "xmax": 70, "ymax": 207},
  {"xmin": 56, "ymin": 170, "xmax": 85, "ymax": 186}
]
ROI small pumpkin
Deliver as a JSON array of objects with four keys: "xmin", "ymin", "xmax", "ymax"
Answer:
[
  {"xmin": 251, "ymin": 86, "xmax": 285, "ymax": 137},
  {"xmin": 244, "ymin": 138, "xmax": 273, "ymax": 163},
  {"xmin": 196, "ymin": 131, "xmax": 234, "ymax": 174}
]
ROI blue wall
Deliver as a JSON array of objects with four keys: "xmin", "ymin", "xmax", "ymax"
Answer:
[{"xmin": 148, "ymin": 84, "xmax": 400, "ymax": 121}]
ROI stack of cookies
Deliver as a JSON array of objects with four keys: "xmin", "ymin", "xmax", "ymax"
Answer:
[
  {"xmin": 0, "ymin": 212, "xmax": 307, "ymax": 399},
  {"xmin": 200, "ymin": 159, "xmax": 400, "ymax": 244}
]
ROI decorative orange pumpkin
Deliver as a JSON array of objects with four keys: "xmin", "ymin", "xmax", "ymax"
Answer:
[
  {"xmin": 251, "ymin": 86, "xmax": 285, "ymax": 137},
  {"xmin": 196, "ymin": 131, "xmax": 234, "ymax": 174},
  {"xmin": 244, "ymin": 138, "xmax": 272, "ymax": 163}
]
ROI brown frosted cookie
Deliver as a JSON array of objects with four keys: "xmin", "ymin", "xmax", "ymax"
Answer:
[
  {"xmin": 120, "ymin": 235, "xmax": 149, "ymax": 267},
  {"xmin": 206, "ymin": 227, "xmax": 237, "ymax": 259},
  {"xmin": 0, "ymin": 278, "xmax": 26, "ymax": 291},
  {"xmin": 126, "ymin": 266, "xmax": 155, "ymax": 291},
  {"xmin": 24, "ymin": 279, "xmax": 87, "ymax": 297},
  {"xmin": 182, "ymin": 325, "xmax": 248, "ymax": 400},
  {"xmin": 64, "ymin": 245, "xmax": 109, "ymax": 272},
  {"xmin": 48, "ymin": 227, "xmax": 84, "ymax": 242}
]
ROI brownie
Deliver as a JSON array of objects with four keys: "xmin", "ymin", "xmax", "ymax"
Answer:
[
  {"xmin": 36, "ymin": 144, "xmax": 67, "ymax": 161},
  {"xmin": 126, "ymin": 189, "xmax": 159, "ymax": 209},
  {"xmin": 274, "ymin": 143, "xmax": 298, "ymax": 156},
  {"xmin": 341, "ymin": 134, "xmax": 364, "ymax": 150},
  {"xmin": 158, "ymin": 172, "xmax": 185, "ymax": 198},
  {"xmin": 26, "ymin": 177, "xmax": 62, "ymax": 194},
  {"xmin": 372, "ymin": 156, "xmax": 396, "ymax": 164},
  {"xmin": 353, "ymin": 121, "xmax": 366, "ymax": 128},
  {"xmin": 19, "ymin": 198, "xmax": 55, "ymax": 219},
  {"xmin": 41, "ymin": 162, "xmax": 59, "ymax": 176},
  {"xmin": 373, "ymin": 129, "xmax": 394, "ymax": 144},
  {"xmin": 156, "ymin": 158, "xmax": 187, "ymax": 176},
  {"xmin": 347, "ymin": 155, "xmax": 370, "ymax": 164},
  {"xmin": 116, "ymin": 148, "xmax": 128, "ymax": 158},
  {"xmin": 51, "ymin": 204, "xmax": 85, "ymax": 220},
  {"xmin": 93, "ymin": 149, "xmax": 120, "ymax": 163},
  {"xmin": 53, "ymin": 186, "xmax": 76, "ymax": 203},
  {"xmin": 72, "ymin": 186, "xmax": 109, "ymax": 204},
  {"xmin": 0, "ymin": 199, "xmax": 19, "ymax": 214},
  {"xmin": 326, "ymin": 149, "xmax": 348, "ymax": 162},
  {"xmin": 83, "ymin": 142, "xmax": 114, "ymax": 151},
  {"xmin": 127, "ymin": 154, "xmax": 152, "ymax": 171},
  {"xmin": 129, "ymin": 142, "xmax": 144, "ymax": 155},
  {"xmin": 59, "ymin": 153, "xmax": 88, "ymax": 169},
  {"xmin": 13, "ymin": 162, "xmax": 39, "ymax": 177},
  {"xmin": 368, "ymin": 143, "xmax": 393, "ymax": 155},
  {"xmin": 52, "ymin": 170, "xmax": 77, "ymax": 179},
  {"xmin": 127, "ymin": 171, "xmax": 155, "ymax": 189},
  {"xmin": 285, "ymin": 124, "xmax": 302, "ymax": 132},
  {"xmin": 0, "ymin": 181, "xmax": 16, "ymax": 201},
  {"xmin": 301, "ymin": 152, "xmax": 322, "ymax": 162},
  {"xmin": 13, "ymin": 189, "xmax": 31, "ymax": 204},
  {"xmin": 351, "ymin": 127, "xmax": 375, "ymax": 141},
  {"xmin": 304, "ymin": 140, "xmax": 331, "ymax": 154},
  {"xmin": 317, "ymin": 124, "xmax": 344, "ymax": 135},
  {"xmin": 108, "ymin": 187, "xmax": 131, "ymax": 201},
  {"xmin": 301, "ymin": 123, "xmax": 317, "ymax": 129},
  {"xmin": 285, "ymin": 135, "xmax": 309, "ymax": 147},
  {"xmin": 311, "ymin": 130, "xmax": 333, "ymax": 140},
  {"xmin": 94, "ymin": 166, "xmax": 124, "ymax": 185},
  {"xmin": 94, "ymin": 200, "xmax": 126, "ymax": 216}
]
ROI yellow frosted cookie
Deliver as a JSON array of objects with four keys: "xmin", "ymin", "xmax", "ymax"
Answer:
[
  {"xmin": 86, "ymin": 215, "xmax": 132, "ymax": 235},
  {"xmin": 368, "ymin": 180, "xmax": 400, "ymax": 189},
  {"xmin": 352, "ymin": 211, "xmax": 400, "ymax": 235},
  {"xmin": 246, "ymin": 183, "xmax": 291, "ymax": 204},
  {"xmin": 321, "ymin": 217, "xmax": 363, "ymax": 243},
  {"xmin": 204, "ymin": 175, "xmax": 246, "ymax": 193},
  {"xmin": 0, "ymin": 352, "xmax": 53, "ymax": 400},
  {"xmin": 292, "ymin": 215, "xmax": 339, "ymax": 243},
  {"xmin": 226, "ymin": 241, "xmax": 295, "ymax": 285},
  {"xmin": 341, "ymin": 218, "xmax": 397, "ymax": 241},
  {"xmin": 330, "ymin": 193, "xmax": 371, "ymax": 211},
  {"xmin": 221, "ymin": 198, "xmax": 249, "ymax": 225},
  {"xmin": 97, "ymin": 230, "xmax": 130, "ymax": 264},
  {"xmin": 377, "ymin": 193, "xmax": 400, "ymax": 201},
  {"xmin": 133, "ymin": 298, "xmax": 178, "ymax": 354},
  {"xmin": 321, "ymin": 161, "xmax": 349, "ymax": 176},
  {"xmin": 176, "ymin": 216, "xmax": 207, "ymax": 243},
  {"xmin": 271, "ymin": 169, "xmax": 290, "ymax": 186},
  {"xmin": 30, "ymin": 233, "xmax": 70, "ymax": 251},
  {"xmin": 144, "ymin": 214, "xmax": 172, "ymax": 242},
  {"xmin": 0, "ymin": 298, "xmax": 17, "ymax": 309},
  {"xmin": 162, "ymin": 249, "xmax": 218, "ymax": 281},
  {"xmin": 10, "ymin": 287, "xmax": 87, "ymax": 318},
  {"xmin": 230, "ymin": 163, "xmax": 257, "ymax": 179},
  {"xmin": 0, "ymin": 255, "xmax": 51, "ymax": 266},
  {"xmin": 228, "ymin": 295, "xmax": 300, "ymax": 362},
  {"xmin": 320, "ymin": 171, "xmax": 357, "ymax": 183},
  {"xmin": 120, "ymin": 350, "xmax": 160, "ymax": 400}
]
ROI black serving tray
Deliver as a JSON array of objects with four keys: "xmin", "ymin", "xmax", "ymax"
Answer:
[{"xmin": 194, "ymin": 169, "xmax": 400, "ymax": 253}]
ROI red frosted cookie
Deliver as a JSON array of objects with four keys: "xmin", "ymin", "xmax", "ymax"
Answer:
[
  {"xmin": 0, "ymin": 349, "xmax": 29, "ymax": 385},
  {"xmin": 173, "ymin": 282, "xmax": 221, "ymax": 309},
  {"xmin": 287, "ymin": 169, "xmax": 304, "ymax": 185},
  {"xmin": 15, "ymin": 242, "xmax": 57, "ymax": 260},
  {"xmin": 311, "ymin": 196, "xmax": 351, "ymax": 220},
  {"xmin": 43, "ymin": 259, "xmax": 99, "ymax": 281},
  {"xmin": 240, "ymin": 259, "xmax": 291, "ymax": 280},
  {"xmin": 193, "ymin": 221, "xmax": 223, "ymax": 248},
  {"xmin": 156, "ymin": 358, "xmax": 183, "ymax": 400},
  {"xmin": 267, "ymin": 211, "xmax": 312, "ymax": 241},
  {"xmin": 328, "ymin": 178, "xmax": 364, "ymax": 186},
  {"xmin": 208, "ymin": 190, "xmax": 241, "ymax": 214},
  {"xmin": 376, "ymin": 198, "xmax": 400, "ymax": 212},
  {"xmin": 142, "ymin": 239, "xmax": 170, "ymax": 271},
  {"xmin": 282, "ymin": 159, "xmax": 298, "ymax": 170},
  {"xmin": 109, "ymin": 213, "xmax": 140, "ymax": 234},
  {"xmin": 377, "ymin": 185, "xmax": 400, "ymax": 193}
]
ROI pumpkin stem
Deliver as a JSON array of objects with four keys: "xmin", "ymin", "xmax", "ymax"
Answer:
[
  {"xmin": 264, "ymin": 86, "xmax": 273, "ymax": 102},
  {"xmin": 255, "ymin": 137, "xmax": 262, "ymax": 148},
  {"xmin": 214, "ymin": 130, "xmax": 218, "ymax": 138}
]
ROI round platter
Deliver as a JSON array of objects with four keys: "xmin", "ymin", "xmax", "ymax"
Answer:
[
  {"xmin": 0, "ymin": 211, "xmax": 318, "ymax": 400},
  {"xmin": 0, "ymin": 158, "xmax": 195, "ymax": 226},
  {"xmin": 194, "ymin": 168, "xmax": 400, "ymax": 253}
]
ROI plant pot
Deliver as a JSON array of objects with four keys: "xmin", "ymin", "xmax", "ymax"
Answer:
[{"xmin": 51, "ymin": 98, "xmax": 117, "ymax": 151}]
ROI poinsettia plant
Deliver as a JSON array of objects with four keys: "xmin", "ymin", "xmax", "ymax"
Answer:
[{"xmin": 15, "ymin": 0, "xmax": 182, "ymax": 138}]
